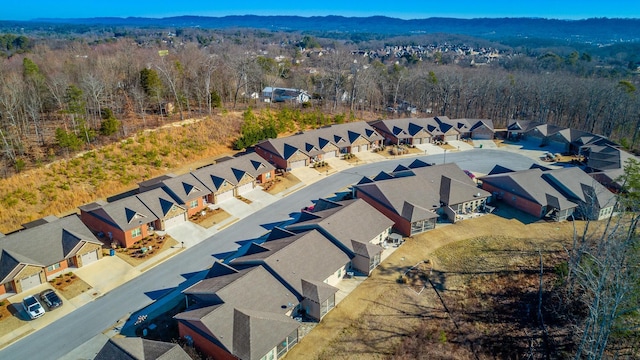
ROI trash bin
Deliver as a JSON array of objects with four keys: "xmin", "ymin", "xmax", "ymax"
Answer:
[
  {"xmin": 110, "ymin": 249, "xmax": 115, "ymax": 256},
  {"xmin": 479, "ymin": 144, "xmax": 483, "ymax": 148}
]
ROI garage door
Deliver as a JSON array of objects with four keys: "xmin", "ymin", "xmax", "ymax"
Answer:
[
  {"xmin": 360, "ymin": 144, "xmax": 368, "ymax": 151},
  {"xmin": 289, "ymin": 160, "xmax": 306, "ymax": 169},
  {"xmin": 20, "ymin": 273, "xmax": 42, "ymax": 291},
  {"xmin": 216, "ymin": 189, "xmax": 234, "ymax": 203},
  {"xmin": 472, "ymin": 133, "xmax": 493, "ymax": 140},
  {"xmin": 444, "ymin": 134, "xmax": 458, "ymax": 141},
  {"xmin": 323, "ymin": 151, "xmax": 335, "ymax": 159},
  {"xmin": 237, "ymin": 182, "xmax": 254, "ymax": 195},
  {"xmin": 351, "ymin": 146, "xmax": 359, "ymax": 153},
  {"xmin": 81, "ymin": 250, "xmax": 99, "ymax": 266},
  {"xmin": 164, "ymin": 213, "xmax": 186, "ymax": 228}
]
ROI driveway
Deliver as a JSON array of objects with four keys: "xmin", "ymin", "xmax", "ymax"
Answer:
[{"xmin": 2, "ymin": 149, "xmax": 540, "ymax": 359}]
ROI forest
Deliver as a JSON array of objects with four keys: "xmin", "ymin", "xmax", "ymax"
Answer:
[
  {"xmin": 0, "ymin": 21, "xmax": 638, "ymax": 359},
  {"xmin": 1, "ymin": 24, "xmax": 639, "ymax": 179}
]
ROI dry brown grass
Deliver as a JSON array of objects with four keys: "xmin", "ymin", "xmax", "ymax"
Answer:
[
  {"xmin": 50, "ymin": 272, "xmax": 93, "ymax": 299},
  {"xmin": 191, "ymin": 208, "xmax": 231, "ymax": 229},
  {"xmin": 0, "ymin": 114, "xmax": 243, "ymax": 233},
  {"xmin": 285, "ymin": 216, "xmax": 595, "ymax": 360},
  {"xmin": 264, "ymin": 174, "xmax": 302, "ymax": 194}
]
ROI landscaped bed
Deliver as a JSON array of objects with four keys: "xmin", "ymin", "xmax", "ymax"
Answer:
[
  {"xmin": 263, "ymin": 173, "xmax": 302, "ymax": 194},
  {"xmin": 50, "ymin": 272, "xmax": 92, "ymax": 299},
  {"xmin": 190, "ymin": 207, "xmax": 231, "ymax": 229},
  {"xmin": 114, "ymin": 235, "xmax": 179, "ymax": 267}
]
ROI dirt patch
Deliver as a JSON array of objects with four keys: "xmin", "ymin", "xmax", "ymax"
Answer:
[
  {"xmin": 115, "ymin": 236, "xmax": 179, "ymax": 267},
  {"xmin": 264, "ymin": 174, "xmax": 302, "ymax": 194},
  {"xmin": 50, "ymin": 272, "xmax": 93, "ymax": 299},
  {"xmin": 191, "ymin": 208, "xmax": 231, "ymax": 229},
  {"xmin": 0, "ymin": 300, "xmax": 12, "ymax": 320},
  {"xmin": 285, "ymin": 216, "xmax": 593, "ymax": 360}
]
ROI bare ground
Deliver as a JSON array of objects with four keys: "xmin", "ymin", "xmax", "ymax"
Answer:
[{"xmin": 285, "ymin": 215, "xmax": 592, "ymax": 360}]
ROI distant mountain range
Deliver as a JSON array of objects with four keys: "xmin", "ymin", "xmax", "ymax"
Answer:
[{"xmin": 16, "ymin": 15, "xmax": 640, "ymax": 43}]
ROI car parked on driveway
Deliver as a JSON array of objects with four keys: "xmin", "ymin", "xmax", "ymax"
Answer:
[
  {"xmin": 22, "ymin": 295, "xmax": 45, "ymax": 320},
  {"xmin": 40, "ymin": 289, "xmax": 63, "ymax": 310}
]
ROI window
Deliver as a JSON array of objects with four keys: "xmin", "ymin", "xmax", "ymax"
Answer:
[
  {"xmin": 132, "ymin": 228, "xmax": 142, "ymax": 237},
  {"xmin": 266, "ymin": 172, "xmax": 272, "ymax": 179},
  {"xmin": 47, "ymin": 263, "xmax": 61, "ymax": 272},
  {"xmin": 189, "ymin": 200, "xmax": 198, "ymax": 209}
]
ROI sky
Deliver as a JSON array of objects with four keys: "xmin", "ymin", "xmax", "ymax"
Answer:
[{"xmin": 3, "ymin": 1, "xmax": 640, "ymax": 21}]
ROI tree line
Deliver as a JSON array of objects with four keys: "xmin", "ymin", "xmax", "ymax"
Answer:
[{"xmin": 0, "ymin": 29, "xmax": 639, "ymax": 177}]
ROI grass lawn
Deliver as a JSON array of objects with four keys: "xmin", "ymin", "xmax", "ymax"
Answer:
[
  {"xmin": 50, "ymin": 272, "xmax": 93, "ymax": 299},
  {"xmin": 264, "ymin": 174, "xmax": 302, "ymax": 195},
  {"xmin": 191, "ymin": 208, "xmax": 231, "ymax": 229},
  {"xmin": 285, "ymin": 215, "xmax": 595, "ymax": 360}
]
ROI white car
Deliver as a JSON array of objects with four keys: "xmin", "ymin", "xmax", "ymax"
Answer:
[{"xmin": 22, "ymin": 295, "xmax": 45, "ymax": 320}]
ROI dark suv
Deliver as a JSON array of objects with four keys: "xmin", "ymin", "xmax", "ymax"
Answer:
[{"xmin": 40, "ymin": 289, "xmax": 63, "ymax": 310}]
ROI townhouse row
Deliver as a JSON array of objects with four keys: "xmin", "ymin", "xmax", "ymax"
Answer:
[{"xmin": 0, "ymin": 153, "xmax": 275, "ymax": 298}]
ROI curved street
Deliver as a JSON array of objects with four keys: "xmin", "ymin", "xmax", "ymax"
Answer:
[{"xmin": 1, "ymin": 149, "xmax": 537, "ymax": 359}]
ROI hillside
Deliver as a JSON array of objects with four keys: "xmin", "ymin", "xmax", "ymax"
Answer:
[{"xmin": 15, "ymin": 16, "xmax": 640, "ymax": 43}]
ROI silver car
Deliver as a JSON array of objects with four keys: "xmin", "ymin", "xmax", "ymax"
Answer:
[{"xmin": 22, "ymin": 295, "xmax": 45, "ymax": 320}]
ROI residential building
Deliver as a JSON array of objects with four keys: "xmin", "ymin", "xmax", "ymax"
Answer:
[
  {"xmin": 479, "ymin": 166, "xmax": 616, "ymax": 221},
  {"xmin": 286, "ymin": 198, "xmax": 394, "ymax": 275},
  {"xmin": 354, "ymin": 161, "xmax": 490, "ymax": 236},
  {"xmin": 95, "ymin": 337, "xmax": 191, "ymax": 360},
  {"xmin": 255, "ymin": 122, "xmax": 383, "ymax": 170},
  {"xmin": 0, "ymin": 215, "xmax": 102, "ymax": 297}
]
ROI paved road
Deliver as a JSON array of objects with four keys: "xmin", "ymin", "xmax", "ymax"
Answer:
[{"xmin": 1, "ymin": 149, "xmax": 535, "ymax": 359}]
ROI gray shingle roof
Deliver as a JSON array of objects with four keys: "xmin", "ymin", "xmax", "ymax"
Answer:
[
  {"xmin": 355, "ymin": 163, "xmax": 489, "ymax": 221},
  {"xmin": 232, "ymin": 308, "xmax": 300, "ymax": 360},
  {"xmin": 176, "ymin": 264, "xmax": 300, "ymax": 360},
  {"xmin": 135, "ymin": 188, "xmax": 185, "ymax": 219},
  {"xmin": 0, "ymin": 215, "xmax": 101, "ymax": 283},
  {"xmin": 231, "ymin": 230, "xmax": 350, "ymax": 297},
  {"xmin": 542, "ymin": 167, "xmax": 616, "ymax": 209},
  {"xmin": 81, "ymin": 197, "xmax": 158, "ymax": 231},
  {"xmin": 256, "ymin": 121, "xmax": 383, "ymax": 159},
  {"xmin": 288, "ymin": 199, "xmax": 394, "ymax": 250},
  {"xmin": 95, "ymin": 337, "xmax": 191, "ymax": 360},
  {"xmin": 480, "ymin": 169, "xmax": 577, "ymax": 210},
  {"xmin": 160, "ymin": 173, "xmax": 209, "ymax": 203}
]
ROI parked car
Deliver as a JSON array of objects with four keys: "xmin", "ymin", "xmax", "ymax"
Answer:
[
  {"xmin": 40, "ymin": 289, "xmax": 63, "ymax": 310},
  {"xmin": 22, "ymin": 295, "xmax": 45, "ymax": 320}
]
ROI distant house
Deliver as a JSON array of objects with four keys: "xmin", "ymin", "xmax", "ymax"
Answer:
[
  {"xmin": 95, "ymin": 337, "xmax": 191, "ymax": 360},
  {"xmin": 479, "ymin": 166, "xmax": 616, "ymax": 221},
  {"xmin": 506, "ymin": 119, "xmax": 543, "ymax": 140},
  {"xmin": 262, "ymin": 87, "xmax": 310, "ymax": 103},
  {"xmin": 0, "ymin": 215, "xmax": 102, "ymax": 297},
  {"xmin": 354, "ymin": 162, "xmax": 490, "ymax": 236}
]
